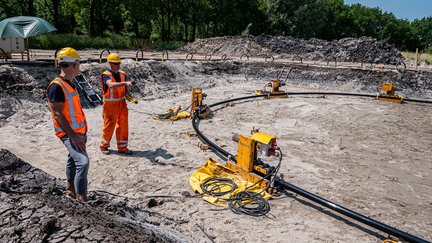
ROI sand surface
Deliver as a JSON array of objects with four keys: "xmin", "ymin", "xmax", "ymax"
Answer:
[{"xmin": 0, "ymin": 76, "xmax": 431, "ymax": 242}]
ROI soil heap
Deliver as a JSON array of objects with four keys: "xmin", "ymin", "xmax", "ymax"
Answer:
[{"xmin": 180, "ymin": 35, "xmax": 404, "ymax": 64}]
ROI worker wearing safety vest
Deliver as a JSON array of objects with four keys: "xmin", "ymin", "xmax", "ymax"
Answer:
[
  {"xmin": 47, "ymin": 47, "xmax": 89, "ymax": 202},
  {"xmin": 100, "ymin": 53, "xmax": 133, "ymax": 155}
]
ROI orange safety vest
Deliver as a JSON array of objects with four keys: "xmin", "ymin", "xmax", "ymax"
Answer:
[
  {"xmin": 100, "ymin": 70, "xmax": 126, "ymax": 102},
  {"xmin": 47, "ymin": 77, "xmax": 87, "ymax": 138}
]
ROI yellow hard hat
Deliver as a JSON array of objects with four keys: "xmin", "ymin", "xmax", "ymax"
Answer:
[
  {"xmin": 107, "ymin": 53, "xmax": 121, "ymax": 63},
  {"xmin": 57, "ymin": 47, "xmax": 80, "ymax": 63}
]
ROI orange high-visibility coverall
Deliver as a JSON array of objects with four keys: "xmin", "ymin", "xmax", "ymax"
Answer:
[{"xmin": 100, "ymin": 70, "xmax": 129, "ymax": 152}]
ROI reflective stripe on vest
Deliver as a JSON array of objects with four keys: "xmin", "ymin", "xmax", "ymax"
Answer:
[
  {"xmin": 101, "ymin": 70, "xmax": 126, "ymax": 102},
  {"xmin": 48, "ymin": 78, "xmax": 87, "ymax": 136},
  {"xmin": 104, "ymin": 97, "xmax": 125, "ymax": 102}
]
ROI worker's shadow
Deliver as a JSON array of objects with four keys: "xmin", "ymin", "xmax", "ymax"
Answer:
[
  {"xmin": 126, "ymin": 148, "xmax": 174, "ymax": 164},
  {"xmin": 279, "ymin": 189, "xmax": 385, "ymax": 240}
]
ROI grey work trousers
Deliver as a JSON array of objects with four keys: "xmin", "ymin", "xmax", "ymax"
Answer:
[{"xmin": 60, "ymin": 134, "xmax": 90, "ymax": 195}]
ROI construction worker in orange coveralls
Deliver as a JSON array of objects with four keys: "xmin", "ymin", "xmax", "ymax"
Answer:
[{"xmin": 100, "ymin": 53, "xmax": 133, "ymax": 155}]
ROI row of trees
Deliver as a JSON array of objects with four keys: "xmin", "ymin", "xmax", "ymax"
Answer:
[{"xmin": 1, "ymin": 0, "xmax": 431, "ymax": 51}]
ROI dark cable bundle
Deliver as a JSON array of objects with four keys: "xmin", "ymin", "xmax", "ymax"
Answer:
[
  {"xmin": 200, "ymin": 178, "xmax": 271, "ymax": 216},
  {"xmin": 198, "ymin": 149, "xmax": 284, "ymax": 216},
  {"xmin": 200, "ymin": 177, "xmax": 238, "ymax": 197},
  {"xmin": 228, "ymin": 191, "xmax": 270, "ymax": 216}
]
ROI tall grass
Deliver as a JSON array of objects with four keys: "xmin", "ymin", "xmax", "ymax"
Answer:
[
  {"xmin": 402, "ymin": 51, "xmax": 432, "ymax": 64},
  {"xmin": 29, "ymin": 33, "xmax": 185, "ymax": 50}
]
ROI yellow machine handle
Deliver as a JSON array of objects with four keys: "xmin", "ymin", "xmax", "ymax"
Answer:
[
  {"xmin": 125, "ymin": 94, "xmax": 138, "ymax": 104},
  {"xmin": 382, "ymin": 240, "xmax": 398, "ymax": 243}
]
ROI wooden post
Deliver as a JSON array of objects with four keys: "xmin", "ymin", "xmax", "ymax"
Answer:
[
  {"xmin": 415, "ymin": 48, "xmax": 418, "ymax": 70},
  {"xmin": 24, "ymin": 38, "xmax": 30, "ymax": 61}
]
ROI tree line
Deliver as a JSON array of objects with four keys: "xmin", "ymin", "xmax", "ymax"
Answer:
[{"xmin": 1, "ymin": 0, "xmax": 431, "ymax": 52}]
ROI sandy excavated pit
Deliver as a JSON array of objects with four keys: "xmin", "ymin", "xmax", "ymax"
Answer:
[
  {"xmin": 1, "ymin": 34, "xmax": 432, "ymax": 242},
  {"xmin": 0, "ymin": 60, "xmax": 431, "ymax": 242}
]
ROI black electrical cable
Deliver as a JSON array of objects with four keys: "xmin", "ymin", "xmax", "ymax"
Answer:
[
  {"xmin": 245, "ymin": 148, "xmax": 283, "ymax": 194},
  {"xmin": 228, "ymin": 148, "xmax": 282, "ymax": 216},
  {"xmin": 200, "ymin": 178, "xmax": 271, "ymax": 217},
  {"xmin": 182, "ymin": 103, "xmax": 192, "ymax": 112},
  {"xmin": 228, "ymin": 191, "xmax": 270, "ymax": 217},
  {"xmin": 198, "ymin": 148, "xmax": 284, "ymax": 217},
  {"xmin": 200, "ymin": 177, "xmax": 238, "ymax": 197}
]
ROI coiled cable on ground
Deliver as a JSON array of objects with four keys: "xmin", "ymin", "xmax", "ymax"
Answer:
[
  {"xmin": 228, "ymin": 191, "xmax": 270, "ymax": 216},
  {"xmin": 200, "ymin": 177, "xmax": 271, "ymax": 217},
  {"xmin": 200, "ymin": 177, "xmax": 238, "ymax": 197},
  {"xmin": 199, "ymin": 149, "xmax": 283, "ymax": 216}
]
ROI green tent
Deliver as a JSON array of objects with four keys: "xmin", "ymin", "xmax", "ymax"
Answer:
[
  {"xmin": 0, "ymin": 16, "xmax": 56, "ymax": 60},
  {"xmin": 0, "ymin": 16, "xmax": 56, "ymax": 39}
]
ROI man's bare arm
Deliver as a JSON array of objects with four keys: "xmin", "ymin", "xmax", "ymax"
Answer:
[{"xmin": 106, "ymin": 79, "xmax": 132, "ymax": 88}]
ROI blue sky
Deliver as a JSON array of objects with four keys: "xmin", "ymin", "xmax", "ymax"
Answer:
[{"xmin": 344, "ymin": 0, "xmax": 431, "ymax": 21}]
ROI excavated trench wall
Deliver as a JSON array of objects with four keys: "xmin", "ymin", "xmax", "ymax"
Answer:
[{"xmin": 0, "ymin": 149, "xmax": 187, "ymax": 242}]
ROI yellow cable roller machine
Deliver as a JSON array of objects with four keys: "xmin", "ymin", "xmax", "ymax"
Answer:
[
  {"xmin": 255, "ymin": 79, "xmax": 288, "ymax": 98},
  {"xmin": 191, "ymin": 88, "xmax": 211, "ymax": 118},
  {"xmin": 377, "ymin": 82, "xmax": 403, "ymax": 103},
  {"xmin": 226, "ymin": 130, "xmax": 279, "ymax": 193}
]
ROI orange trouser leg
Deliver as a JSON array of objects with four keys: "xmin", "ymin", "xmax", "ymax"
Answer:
[
  {"xmin": 100, "ymin": 101, "xmax": 121, "ymax": 150},
  {"xmin": 116, "ymin": 100, "xmax": 129, "ymax": 152}
]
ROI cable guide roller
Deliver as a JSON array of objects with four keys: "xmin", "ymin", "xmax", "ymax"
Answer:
[
  {"xmin": 227, "ymin": 130, "xmax": 279, "ymax": 193},
  {"xmin": 255, "ymin": 79, "xmax": 288, "ymax": 98},
  {"xmin": 376, "ymin": 82, "xmax": 403, "ymax": 103},
  {"xmin": 191, "ymin": 87, "xmax": 211, "ymax": 118}
]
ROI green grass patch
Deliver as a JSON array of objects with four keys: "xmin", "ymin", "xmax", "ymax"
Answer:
[{"xmin": 402, "ymin": 51, "xmax": 432, "ymax": 64}]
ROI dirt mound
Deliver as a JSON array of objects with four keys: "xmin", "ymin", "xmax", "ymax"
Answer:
[
  {"xmin": 0, "ymin": 66, "xmax": 40, "ymax": 99},
  {"xmin": 0, "ymin": 149, "xmax": 186, "ymax": 242},
  {"xmin": 180, "ymin": 35, "xmax": 403, "ymax": 64},
  {"xmin": 0, "ymin": 65, "xmax": 58, "ymax": 125}
]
